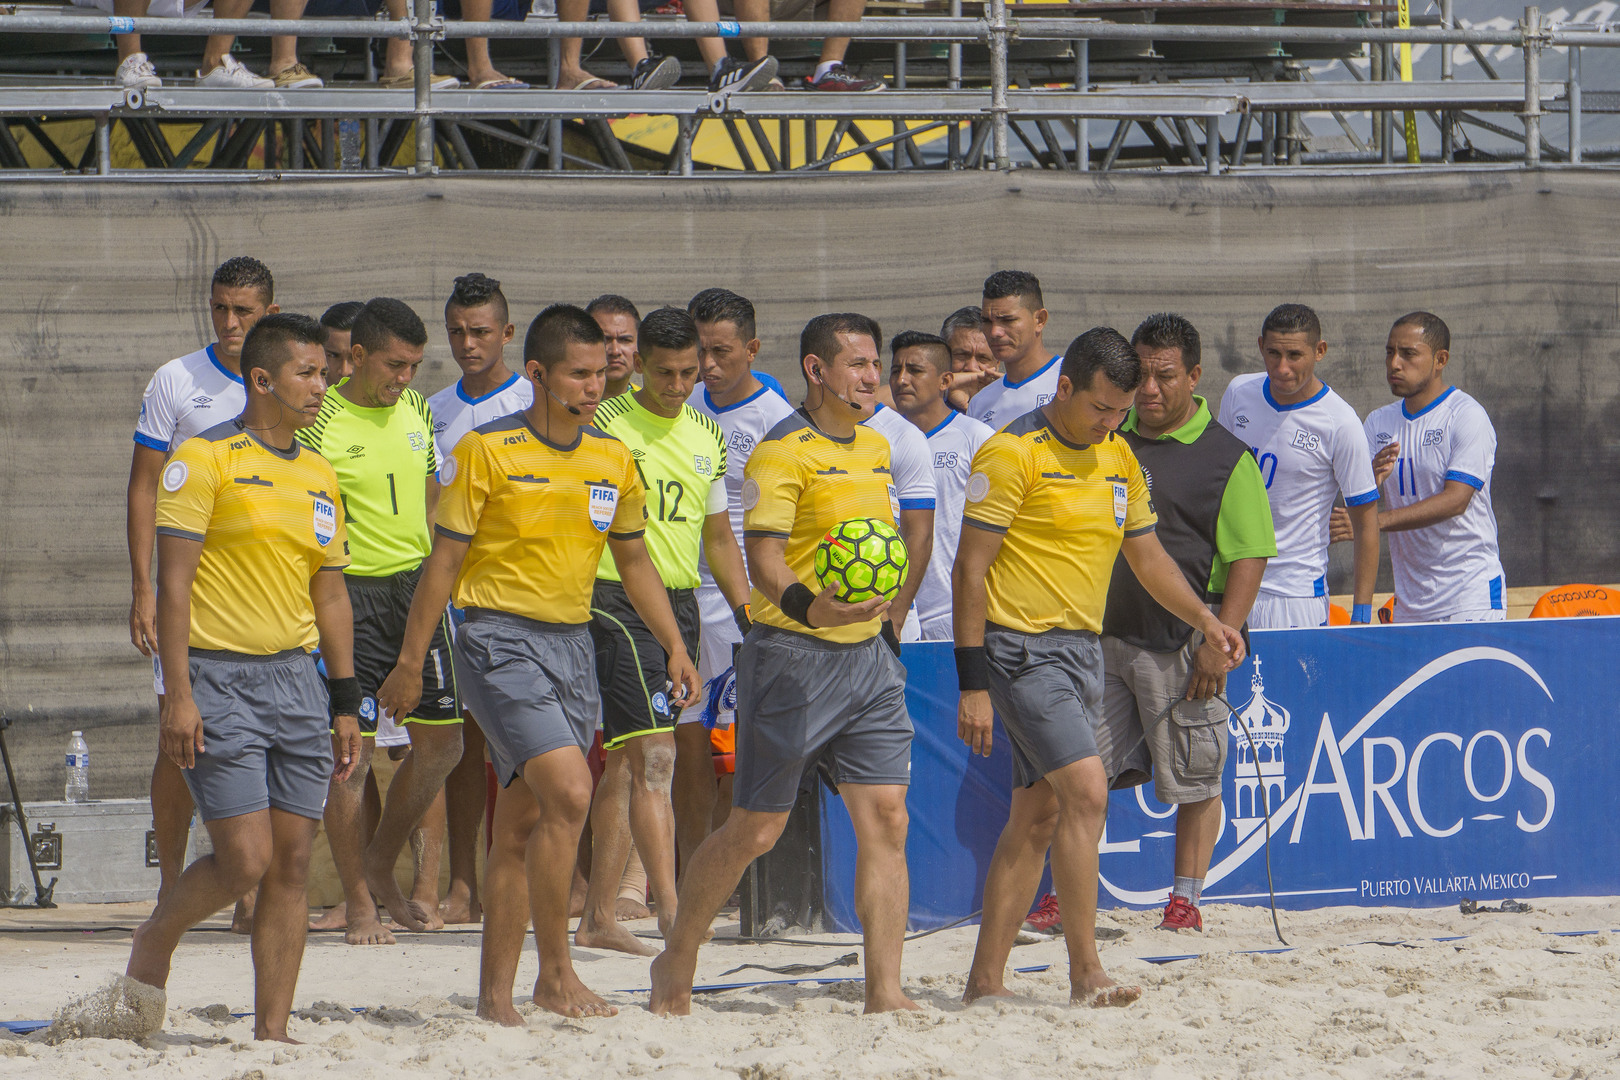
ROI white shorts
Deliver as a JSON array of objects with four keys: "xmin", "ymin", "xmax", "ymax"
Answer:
[
  {"xmin": 694, "ymin": 585, "xmax": 739, "ymax": 728},
  {"xmin": 899, "ymin": 605, "xmax": 923, "ymax": 643},
  {"xmin": 916, "ymin": 611, "xmax": 954, "ymax": 642},
  {"xmin": 1248, "ymin": 592, "xmax": 1329, "ymax": 630},
  {"xmin": 375, "ymin": 707, "xmax": 412, "ymax": 748},
  {"xmin": 1396, "ymin": 607, "xmax": 1508, "ymax": 625}
]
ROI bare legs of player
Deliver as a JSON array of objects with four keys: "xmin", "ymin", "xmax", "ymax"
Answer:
[
  {"xmin": 963, "ymin": 756, "xmax": 1141, "ymax": 1008},
  {"xmin": 364, "ymin": 724, "xmax": 461, "ymax": 931},
  {"xmin": 411, "ymin": 788, "xmax": 447, "ymax": 919},
  {"xmin": 150, "ymin": 750, "xmax": 194, "ymax": 902},
  {"xmin": 672, "ymin": 723, "xmax": 717, "ymax": 880},
  {"xmin": 651, "ymin": 784, "xmax": 917, "ymax": 1016},
  {"xmin": 128, "ymin": 807, "xmax": 319, "ymax": 1041},
  {"xmin": 439, "ymin": 716, "xmax": 488, "ymax": 923},
  {"xmin": 317, "ymin": 738, "xmax": 394, "ymax": 944},
  {"xmin": 576, "ymin": 733, "xmax": 679, "ymax": 955},
  {"xmin": 478, "ymin": 746, "xmax": 615, "ymax": 1024},
  {"xmin": 311, "ymin": 766, "xmax": 382, "ymax": 931}
]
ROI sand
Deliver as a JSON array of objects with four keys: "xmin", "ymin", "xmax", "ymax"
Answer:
[{"xmin": 2, "ymin": 898, "xmax": 1616, "ymax": 1079}]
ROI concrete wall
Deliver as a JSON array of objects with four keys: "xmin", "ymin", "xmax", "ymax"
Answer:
[{"xmin": 1, "ymin": 169, "xmax": 1616, "ymax": 800}]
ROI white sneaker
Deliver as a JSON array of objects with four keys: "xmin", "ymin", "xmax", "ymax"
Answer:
[
  {"xmin": 116, "ymin": 52, "xmax": 162, "ymax": 90},
  {"xmin": 196, "ymin": 55, "xmax": 274, "ymax": 90}
]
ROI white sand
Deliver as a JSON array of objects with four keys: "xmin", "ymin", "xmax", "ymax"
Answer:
[{"xmin": 2, "ymin": 898, "xmax": 1616, "ymax": 1079}]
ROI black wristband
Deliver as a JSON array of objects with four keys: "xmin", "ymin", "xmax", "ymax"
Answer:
[
  {"xmin": 327, "ymin": 676, "xmax": 362, "ymax": 716},
  {"xmin": 779, "ymin": 583, "xmax": 817, "ymax": 628},
  {"xmin": 880, "ymin": 620, "xmax": 902, "ymax": 657},
  {"xmin": 732, "ymin": 603, "xmax": 752, "ymax": 637},
  {"xmin": 955, "ymin": 646, "xmax": 991, "ymax": 692}
]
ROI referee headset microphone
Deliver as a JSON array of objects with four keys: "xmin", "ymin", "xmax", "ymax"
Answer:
[
  {"xmin": 534, "ymin": 363, "xmax": 583, "ymax": 416},
  {"xmin": 812, "ymin": 362, "xmax": 863, "ymax": 411}
]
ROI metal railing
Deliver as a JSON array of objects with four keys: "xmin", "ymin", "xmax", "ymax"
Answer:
[{"xmin": 0, "ymin": 4, "xmax": 1612, "ymax": 174}]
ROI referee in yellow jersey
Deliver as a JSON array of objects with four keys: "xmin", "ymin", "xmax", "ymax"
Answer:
[
  {"xmin": 652, "ymin": 313, "xmax": 918, "ymax": 1018},
  {"xmin": 125, "ymin": 314, "xmax": 363, "ymax": 1042},
  {"xmin": 953, "ymin": 328, "xmax": 1245, "ymax": 1009},
  {"xmin": 377, "ymin": 304, "xmax": 698, "ymax": 1024}
]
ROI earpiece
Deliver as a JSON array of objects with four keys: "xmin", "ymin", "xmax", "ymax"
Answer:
[{"xmin": 533, "ymin": 365, "xmax": 582, "ymax": 416}]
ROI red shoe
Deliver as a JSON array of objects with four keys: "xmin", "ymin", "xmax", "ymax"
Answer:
[
  {"xmin": 1018, "ymin": 892, "xmax": 1063, "ymax": 940},
  {"xmin": 1158, "ymin": 895, "xmax": 1203, "ymax": 931}
]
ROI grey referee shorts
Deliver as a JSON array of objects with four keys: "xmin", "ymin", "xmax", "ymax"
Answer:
[
  {"xmin": 1100, "ymin": 635, "xmax": 1228, "ymax": 803},
  {"xmin": 185, "ymin": 648, "xmax": 333, "ymax": 822},
  {"xmin": 984, "ymin": 623, "xmax": 1104, "ymax": 789},
  {"xmin": 733, "ymin": 624, "xmax": 913, "ymax": 813},
  {"xmin": 453, "ymin": 608, "xmax": 599, "ymax": 788}
]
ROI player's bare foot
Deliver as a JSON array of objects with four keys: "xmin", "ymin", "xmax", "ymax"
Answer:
[
  {"xmin": 962, "ymin": 973, "xmax": 1014, "ymax": 1004},
  {"xmin": 1071, "ymin": 972, "xmax": 1141, "ymax": 1008},
  {"xmin": 647, "ymin": 950, "xmax": 693, "ymax": 1017},
  {"xmin": 575, "ymin": 911, "xmax": 658, "ymax": 956},
  {"xmin": 532, "ymin": 971, "xmax": 617, "ymax": 1018},
  {"xmin": 476, "ymin": 995, "xmax": 525, "ymax": 1028},
  {"xmin": 257, "ymin": 1031, "xmax": 303, "ymax": 1044},
  {"xmin": 230, "ymin": 896, "xmax": 254, "ymax": 935},
  {"xmin": 344, "ymin": 908, "xmax": 397, "ymax": 946},
  {"xmin": 410, "ymin": 891, "xmax": 446, "ymax": 931},
  {"xmin": 310, "ymin": 902, "xmax": 347, "ymax": 931},
  {"xmin": 864, "ymin": 989, "xmax": 921, "ymax": 1014},
  {"xmin": 364, "ymin": 857, "xmax": 434, "ymax": 931},
  {"xmin": 616, "ymin": 896, "xmax": 652, "ymax": 921},
  {"xmin": 439, "ymin": 887, "xmax": 482, "ymax": 924}
]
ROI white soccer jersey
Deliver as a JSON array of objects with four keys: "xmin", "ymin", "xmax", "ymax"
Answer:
[
  {"xmin": 1217, "ymin": 373, "xmax": 1378, "ymax": 598},
  {"xmin": 688, "ymin": 379, "xmax": 796, "ymax": 586},
  {"xmin": 915, "ymin": 410, "xmax": 994, "ymax": 639},
  {"xmin": 965, "ymin": 353, "xmax": 1061, "ymax": 431},
  {"xmin": 863, "ymin": 404, "xmax": 939, "ymax": 515},
  {"xmin": 1364, "ymin": 387, "xmax": 1505, "ymax": 622},
  {"xmin": 133, "ymin": 345, "xmax": 247, "ymax": 454},
  {"xmin": 426, "ymin": 372, "xmax": 534, "ymax": 481}
]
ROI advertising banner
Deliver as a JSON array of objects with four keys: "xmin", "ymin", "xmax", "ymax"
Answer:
[{"xmin": 820, "ymin": 618, "xmax": 1615, "ymax": 931}]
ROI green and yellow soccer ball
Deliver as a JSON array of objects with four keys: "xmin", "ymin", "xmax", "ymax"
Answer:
[{"xmin": 814, "ymin": 518, "xmax": 909, "ymax": 604}]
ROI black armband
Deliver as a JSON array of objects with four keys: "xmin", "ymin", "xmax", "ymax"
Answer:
[
  {"xmin": 732, "ymin": 603, "xmax": 752, "ymax": 637},
  {"xmin": 955, "ymin": 646, "xmax": 991, "ymax": 692},
  {"xmin": 779, "ymin": 583, "xmax": 817, "ymax": 628},
  {"xmin": 327, "ymin": 676, "xmax": 362, "ymax": 716},
  {"xmin": 880, "ymin": 620, "xmax": 902, "ymax": 657}
]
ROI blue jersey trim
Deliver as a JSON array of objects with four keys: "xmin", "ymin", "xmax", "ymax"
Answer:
[
  {"xmin": 1444, "ymin": 469, "xmax": 1484, "ymax": 490},
  {"xmin": 206, "ymin": 345, "xmax": 244, "ymax": 386},
  {"xmin": 705, "ymin": 378, "xmax": 789, "ymax": 415},
  {"xmin": 456, "ymin": 372, "xmax": 522, "ymax": 406},
  {"xmin": 1262, "ymin": 378, "xmax": 1329, "ymax": 413},
  {"xmin": 1401, "ymin": 384, "xmax": 1456, "ymax": 420},
  {"xmin": 133, "ymin": 431, "xmax": 168, "ymax": 451},
  {"xmin": 1344, "ymin": 488, "xmax": 1381, "ymax": 507},
  {"xmin": 1002, "ymin": 353, "xmax": 1061, "ymax": 391},
  {"xmin": 923, "ymin": 411, "xmax": 958, "ymax": 440},
  {"xmin": 1489, "ymin": 575, "xmax": 1504, "ymax": 610},
  {"xmin": 898, "ymin": 497, "xmax": 936, "ymax": 511}
]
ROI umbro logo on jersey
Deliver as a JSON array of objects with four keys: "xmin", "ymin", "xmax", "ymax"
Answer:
[
  {"xmin": 437, "ymin": 696, "xmax": 455, "ymax": 707},
  {"xmin": 1235, "ymin": 414, "xmax": 1250, "ymax": 427},
  {"xmin": 631, "ymin": 448, "xmax": 646, "ymax": 459},
  {"xmin": 191, "ymin": 395, "xmax": 213, "ymax": 405},
  {"xmin": 1376, "ymin": 432, "xmax": 1393, "ymax": 444},
  {"xmin": 347, "ymin": 444, "xmax": 365, "ymax": 458},
  {"xmin": 433, "ymin": 421, "xmax": 447, "ymax": 433}
]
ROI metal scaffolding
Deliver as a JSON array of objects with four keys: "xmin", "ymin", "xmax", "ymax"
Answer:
[{"xmin": 0, "ymin": 4, "xmax": 1613, "ymax": 175}]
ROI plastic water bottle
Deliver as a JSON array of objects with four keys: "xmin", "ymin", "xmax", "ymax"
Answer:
[{"xmin": 64, "ymin": 731, "xmax": 89, "ymax": 803}]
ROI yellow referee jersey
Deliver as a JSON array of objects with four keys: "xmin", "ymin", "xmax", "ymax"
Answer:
[
  {"xmin": 156, "ymin": 419, "xmax": 351, "ymax": 654},
  {"xmin": 436, "ymin": 414, "xmax": 647, "ymax": 625},
  {"xmin": 964, "ymin": 409, "xmax": 1156, "ymax": 635},
  {"xmin": 743, "ymin": 410, "xmax": 899, "ymax": 644}
]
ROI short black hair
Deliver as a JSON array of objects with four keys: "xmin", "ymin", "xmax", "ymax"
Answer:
[
  {"xmin": 447, "ymin": 272, "xmax": 509, "ymax": 325},
  {"xmin": 585, "ymin": 294, "xmax": 640, "ymax": 323},
  {"xmin": 890, "ymin": 330, "xmax": 951, "ymax": 373},
  {"xmin": 1261, "ymin": 303, "xmax": 1322, "ymax": 344},
  {"xmin": 688, "ymin": 288, "xmax": 757, "ymax": 342},
  {"xmin": 1061, "ymin": 327, "xmax": 1142, "ymax": 393},
  {"xmin": 524, "ymin": 303, "xmax": 605, "ymax": 372},
  {"xmin": 351, "ymin": 297, "xmax": 428, "ymax": 355},
  {"xmin": 1131, "ymin": 313, "xmax": 1202, "ymax": 372},
  {"xmin": 1391, "ymin": 310, "xmax": 1450, "ymax": 354},
  {"xmin": 212, "ymin": 256, "xmax": 274, "ymax": 303},
  {"xmin": 241, "ymin": 312, "xmax": 324, "ymax": 381},
  {"xmin": 800, "ymin": 313, "xmax": 882, "ymax": 373},
  {"xmin": 982, "ymin": 270, "xmax": 1043, "ymax": 312},
  {"xmin": 940, "ymin": 306, "xmax": 983, "ymax": 339},
  {"xmin": 319, "ymin": 301, "xmax": 364, "ymax": 333},
  {"xmin": 638, "ymin": 307, "xmax": 700, "ymax": 354}
]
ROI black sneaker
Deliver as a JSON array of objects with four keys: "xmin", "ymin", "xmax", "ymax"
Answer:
[
  {"xmin": 707, "ymin": 54, "xmax": 778, "ymax": 95},
  {"xmin": 803, "ymin": 63, "xmax": 884, "ymax": 92},
  {"xmin": 629, "ymin": 54, "xmax": 682, "ymax": 91}
]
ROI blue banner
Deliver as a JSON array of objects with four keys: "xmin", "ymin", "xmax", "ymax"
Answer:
[{"xmin": 819, "ymin": 618, "xmax": 1617, "ymax": 931}]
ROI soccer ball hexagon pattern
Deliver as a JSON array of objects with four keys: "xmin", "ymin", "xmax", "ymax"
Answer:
[{"xmin": 814, "ymin": 517, "xmax": 909, "ymax": 603}]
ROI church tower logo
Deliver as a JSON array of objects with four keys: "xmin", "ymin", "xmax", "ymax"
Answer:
[{"xmin": 1229, "ymin": 655, "xmax": 1290, "ymax": 841}]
